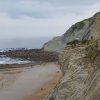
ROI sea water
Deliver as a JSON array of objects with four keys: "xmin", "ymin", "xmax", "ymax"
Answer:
[{"xmin": 0, "ymin": 56, "xmax": 30, "ymax": 64}]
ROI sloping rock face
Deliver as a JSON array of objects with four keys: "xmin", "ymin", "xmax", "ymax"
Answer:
[
  {"xmin": 43, "ymin": 36, "xmax": 66, "ymax": 52},
  {"xmin": 45, "ymin": 43, "xmax": 100, "ymax": 100},
  {"xmin": 43, "ymin": 12, "xmax": 100, "ymax": 52}
]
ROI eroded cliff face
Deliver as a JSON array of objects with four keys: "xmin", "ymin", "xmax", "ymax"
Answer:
[
  {"xmin": 45, "ymin": 42, "xmax": 100, "ymax": 100},
  {"xmin": 43, "ymin": 12, "xmax": 100, "ymax": 52}
]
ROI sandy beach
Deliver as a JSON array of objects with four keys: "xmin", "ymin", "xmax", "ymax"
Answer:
[
  {"xmin": 0, "ymin": 62, "xmax": 62, "ymax": 100},
  {"xmin": 24, "ymin": 67, "xmax": 62, "ymax": 100}
]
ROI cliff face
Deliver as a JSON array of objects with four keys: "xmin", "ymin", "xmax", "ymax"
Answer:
[
  {"xmin": 43, "ymin": 12, "xmax": 100, "ymax": 52},
  {"xmin": 45, "ymin": 42, "xmax": 100, "ymax": 100},
  {"xmin": 44, "ymin": 12, "xmax": 100, "ymax": 100}
]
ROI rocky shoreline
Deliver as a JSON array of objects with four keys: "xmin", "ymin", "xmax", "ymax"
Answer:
[{"xmin": 0, "ymin": 49, "xmax": 58, "ymax": 62}]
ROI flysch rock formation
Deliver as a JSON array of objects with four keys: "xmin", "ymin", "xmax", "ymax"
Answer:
[
  {"xmin": 44, "ymin": 12, "xmax": 100, "ymax": 100},
  {"xmin": 45, "ymin": 42, "xmax": 100, "ymax": 100},
  {"xmin": 43, "ymin": 12, "xmax": 100, "ymax": 52}
]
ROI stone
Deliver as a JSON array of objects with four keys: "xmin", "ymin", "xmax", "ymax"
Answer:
[{"xmin": 45, "ymin": 44, "xmax": 100, "ymax": 100}]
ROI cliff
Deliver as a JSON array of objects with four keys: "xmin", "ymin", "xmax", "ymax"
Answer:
[
  {"xmin": 43, "ymin": 12, "xmax": 100, "ymax": 52},
  {"xmin": 45, "ymin": 39, "xmax": 100, "ymax": 100}
]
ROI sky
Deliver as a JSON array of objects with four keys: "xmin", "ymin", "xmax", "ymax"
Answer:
[
  {"xmin": 0, "ymin": 0, "xmax": 100, "ymax": 49},
  {"xmin": 0, "ymin": 0, "xmax": 100, "ymax": 38}
]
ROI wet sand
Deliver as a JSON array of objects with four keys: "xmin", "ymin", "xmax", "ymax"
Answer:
[
  {"xmin": 0, "ymin": 76, "xmax": 4, "ymax": 81},
  {"xmin": 0, "ymin": 63, "xmax": 62, "ymax": 100},
  {"xmin": 24, "ymin": 71, "xmax": 62, "ymax": 100}
]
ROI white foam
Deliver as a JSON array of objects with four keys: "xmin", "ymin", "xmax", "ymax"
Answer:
[{"xmin": 0, "ymin": 57, "xmax": 30, "ymax": 64}]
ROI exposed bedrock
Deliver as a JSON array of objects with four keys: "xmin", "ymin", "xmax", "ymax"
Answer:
[{"xmin": 45, "ymin": 42, "xmax": 100, "ymax": 100}]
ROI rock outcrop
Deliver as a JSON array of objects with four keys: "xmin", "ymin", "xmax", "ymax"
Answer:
[
  {"xmin": 43, "ymin": 12, "xmax": 100, "ymax": 52},
  {"xmin": 44, "ymin": 12, "xmax": 100, "ymax": 100},
  {"xmin": 45, "ymin": 41, "xmax": 100, "ymax": 100},
  {"xmin": 0, "ymin": 49, "xmax": 58, "ymax": 62}
]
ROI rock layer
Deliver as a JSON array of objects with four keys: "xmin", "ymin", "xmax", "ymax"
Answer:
[{"xmin": 45, "ymin": 44, "xmax": 100, "ymax": 100}]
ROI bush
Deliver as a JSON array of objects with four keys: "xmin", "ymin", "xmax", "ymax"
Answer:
[
  {"xmin": 86, "ymin": 39, "xmax": 99, "ymax": 61},
  {"xmin": 81, "ymin": 40, "xmax": 90, "ymax": 44}
]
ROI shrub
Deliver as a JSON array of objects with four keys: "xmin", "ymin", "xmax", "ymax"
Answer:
[
  {"xmin": 81, "ymin": 40, "xmax": 90, "ymax": 44},
  {"xmin": 86, "ymin": 39, "xmax": 99, "ymax": 61}
]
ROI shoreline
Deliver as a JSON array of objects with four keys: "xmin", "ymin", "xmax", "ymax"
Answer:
[{"xmin": 0, "ymin": 61, "xmax": 41, "ymax": 69}]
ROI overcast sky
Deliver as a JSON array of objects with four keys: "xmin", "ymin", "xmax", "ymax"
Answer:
[{"xmin": 0, "ymin": 0, "xmax": 100, "ymax": 38}]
